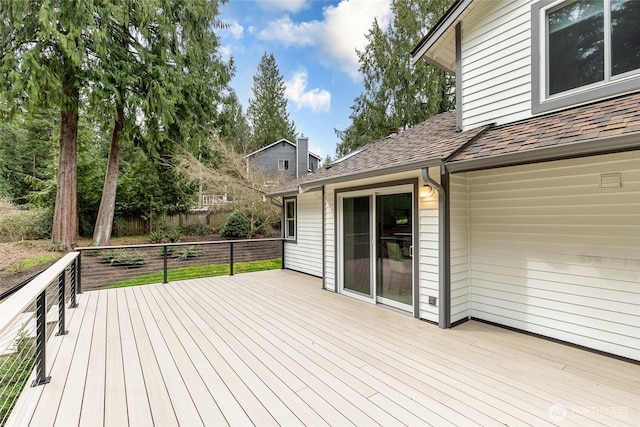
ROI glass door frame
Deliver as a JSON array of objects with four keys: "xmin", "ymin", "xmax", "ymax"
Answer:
[
  {"xmin": 337, "ymin": 189, "xmax": 375, "ymax": 304},
  {"xmin": 337, "ymin": 183, "xmax": 415, "ymax": 312}
]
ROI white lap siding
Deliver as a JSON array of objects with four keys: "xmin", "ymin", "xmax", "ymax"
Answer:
[
  {"xmin": 461, "ymin": 0, "xmax": 531, "ymax": 129},
  {"xmin": 450, "ymin": 174, "xmax": 471, "ymax": 324},
  {"xmin": 284, "ymin": 191, "xmax": 323, "ymax": 277},
  {"xmin": 419, "ymin": 182, "xmax": 439, "ymax": 322},
  {"xmin": 324, "ymin": 186, "xmax": 336, "ymax": 291},
  {"xmin": 466, "ymin": 151, "xmax": 640, "ymax": 360}
]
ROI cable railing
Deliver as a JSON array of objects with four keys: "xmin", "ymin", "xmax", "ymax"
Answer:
[
  {"xmin": 0, "ymin": 238, "xmax": 284, "ymax": 424},
  {"xmin": 75, "ymin": 238, "xmax": 284, "ymax": 290},
  {"xmin": 0, "ymin": 253, "xmax": 79, "ymax": 425}
]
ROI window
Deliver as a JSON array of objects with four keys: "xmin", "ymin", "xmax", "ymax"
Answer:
[
  {"xmin": 284, "ymin": 198, "xmax": 296, "ymax": 240},
  {"xmin": 532, "ymin": 0, "xmax": 640, "ymax": 113},
  {"xmin": 278, "ymin": 159, "xmax": 289, "ymax": 171}
]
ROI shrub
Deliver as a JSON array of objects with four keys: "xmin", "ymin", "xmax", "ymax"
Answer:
[
  {"xmin": 167, "ymin": 229, "xmax": 181, "ymax": 243},
  {"xmin": 180, "ymin": 223, "xmax": 210, "ymax": 236},
  {"xmin": 219, "ymin": 211, "xmax": 249, "ymax": 238},
  {"xmin": 99, "ymin": 250, "xmax": 147, "ymax": 266},
  {"xmin": 219, "ymin": 208, "xmax": 268, "ymax": 238},
  {"xmin": 149, "ymin": 230, "xmax": 166, "ymax": 243},
  {"xmin": 0, "ymin": 208, "xmax": 52, "ymax": 242},
  {"xmin": 172, "ymin": 246, "xmax": 200, "ymax": 260}
]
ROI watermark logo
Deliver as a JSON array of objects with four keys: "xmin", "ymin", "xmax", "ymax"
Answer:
[
  {"xmin": 549, "ymin": 403, "xmax": 568, "ymax": 422},
  {"xmin": 548, "ymin": 403, "xmax": 628, "ymax": 422}
]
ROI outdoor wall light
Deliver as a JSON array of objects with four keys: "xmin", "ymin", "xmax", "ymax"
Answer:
[{"xmin": 422, "ymin": 184, "xmax": 434, "ymax": 197}]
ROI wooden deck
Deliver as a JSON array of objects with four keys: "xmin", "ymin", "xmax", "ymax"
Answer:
[{"xmin": 6, "ymin": 270, "xmax": 639, "ymax": 426}]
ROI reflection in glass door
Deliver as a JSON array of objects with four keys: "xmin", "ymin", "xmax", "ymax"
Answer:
[
  {"xmin": 342, "ymin": 196, "xmax": 372, "ymax": 297},
  {"xmin": 376, "ymin": 193, "xmax": 413, "ymax": 308}
]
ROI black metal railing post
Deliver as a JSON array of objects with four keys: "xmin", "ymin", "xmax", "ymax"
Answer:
[
  {"xmin": 76, "ymin": 253, "xmax": 82, "ymax": 295},
  {"xmin": 32, "ymin": 291, "xmax": 51, "ymax": 387},
  {"xmin": 229, "ymin": 242, "xmax": 234, "ymax": 276},
  {"xmin": 281, "ymin": 238, "xmax": 285, "ymax": 269},
  {"xmin": 69, "ymin": 259, "xmax": 78, "ymax": 308},
  {"xmin": 56, "ymin": 272, "xmax": 68, "ymax": 336},
  {"xmin": 163, "ymin": 246, "xmax": 168, "ymax": 284}
]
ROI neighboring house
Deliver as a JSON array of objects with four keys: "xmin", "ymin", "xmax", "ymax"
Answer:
[
  {"xmin": 268, "ymin": 0, "xmax": 639, "ymax": 361},
  {"xmin": 245, "ymin": 136, "xmax": 321, "ymax": 180}
]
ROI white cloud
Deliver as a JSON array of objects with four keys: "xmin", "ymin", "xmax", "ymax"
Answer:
[
  {"xmin": 219, "ymin": 45, "xmax": 232, "ymax": 60},
  {"xmin": 258, "ymin": 15, "xmax": 317, "ymax": 46},
  {"xmin": 258, "ymin": 0, "xmax": 309, "ymax": 13},
  {"xmin": 285, "ymin": 69, "xmax": 331, "ymax": 113},
  {"xmin": 257, "ymin": 0, "xmax": 392, "ymax": 80},
  {"xmin": 224, "ymin": 20, "xmax": 244, "ymax": 39}
]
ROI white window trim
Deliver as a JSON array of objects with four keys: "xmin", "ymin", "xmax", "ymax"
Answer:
[
  {"xmin": 284, "ymin": 198, "xmax": 296, "ymax": 241},
  {"xmin": 531, "ymin": 0, "xmax": 640, "ymax": 114},
  {"xmin": 278, "ymin": 159, "xmax": 289, "ymax": 171}
]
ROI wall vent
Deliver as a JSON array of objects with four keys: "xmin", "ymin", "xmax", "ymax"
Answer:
[{"xmin": 600, "ymin": 173, "xmax": 621, "ymax": 190}]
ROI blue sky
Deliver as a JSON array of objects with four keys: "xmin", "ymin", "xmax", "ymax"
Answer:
[{"xmin": 218, "ymin": 0, "xmax": 393, "ymax": 159}]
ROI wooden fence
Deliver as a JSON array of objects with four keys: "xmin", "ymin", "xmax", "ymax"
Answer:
[{"xmin": 114, "ymin": 207, "xmax": 236, "ymax": 236}]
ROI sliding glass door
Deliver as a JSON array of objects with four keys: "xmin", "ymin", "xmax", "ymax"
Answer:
[
  {"xmin": 376, "ymin": 193, "xmax": 413, "ymax": 308},
  {"xmin": 342, "ymin": 196, "xmax": 372, "ymax": 298},
  {"xmin": 339, "ymin": 185, "xmax": 413, "ymax": 311}
]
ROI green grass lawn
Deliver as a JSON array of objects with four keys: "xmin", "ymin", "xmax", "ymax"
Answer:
[
  {"xmin": 108, "ymin": 258, "xmax": 282, "ymax": 289},
  {"xmin": 7, "ymin": 253, "xmax": 63, "ymax": 273}
]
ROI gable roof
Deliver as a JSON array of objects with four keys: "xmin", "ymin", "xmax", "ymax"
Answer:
[
  {"xmin": 447, "ymin": 91, "xmax": 640, "ymax": 172},
  {"xmin": 411, "ymin": 0, "xmax": 475, "ymax": 72},
  {"xmin": 267, "ymin": 92, "xmax": 640, "ymax": 197},
  {"xmin": 245, "ymin": 138, "xmax": 322, "ymax": 160},
  {"xmin": 267, "ymin": 111, "xmax": 489, "ymax": 196}
]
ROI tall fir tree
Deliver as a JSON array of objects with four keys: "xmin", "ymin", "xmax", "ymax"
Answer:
[
  {"xmin": 0, "ymin": 0, "xmax": 100, "ymax": 250},
  {"xmin": 89, "ymin": 0, "xmax": 233, "ymax": 245},
  {"xmin": 219, "ymin": 91, "xmax": 252, "ymax": 154},
  {"xmin": 336, "ymin": 0, "xmax": 455, "ymax": 157},
  {"xmin": 247, "ymin": 52, "xmax": 296, "ymax": 151},
  {"xmin": 1, "ymin": 0, "xmax": 234, "ymax": 247}
]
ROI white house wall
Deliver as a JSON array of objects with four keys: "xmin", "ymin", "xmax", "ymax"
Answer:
[
  {"xmin": 322, "ymin": 171, "xmax": 441, "ymax": 322},
  {"xmin": 284, "ymin": 191, "xmax": 323, "ymax": 277},
  {"xmin": 450, "ymin": 174, "xmax": 470, "ymax": 323},
  {"xmin": 418, "ymin": 183, "xmax": 439, "ymax": 323},
  {"xmin": 461, "ymin": 0, "xmax": 531, "ymax": 130},
  {"xmin": 466, "ymin": 151, "xmax": 640, "ymax": 360},
  {"xmin": 324, "ymin": 186, "xmax": 336, "ymax": 291}
]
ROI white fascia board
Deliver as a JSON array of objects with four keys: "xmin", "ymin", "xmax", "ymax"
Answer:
[
  {"xmin": 411, "ymin": 0, "xmax": 473, "ymax": 66},
  {"xmin": 244, "ymin": 139, "xmax": 294, "ymax": 158}
]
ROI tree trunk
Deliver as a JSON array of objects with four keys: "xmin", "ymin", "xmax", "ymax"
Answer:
[
  {"xmin": 92, "ymin": 103, "xmax": 124, "ymax": 246},
  {"xmin": 51, "ymin": 69, "xmax": 79, "ymax": 251}
]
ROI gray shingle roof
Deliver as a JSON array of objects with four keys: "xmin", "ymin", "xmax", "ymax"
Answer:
[
  {"xmin": 268, "ymin": 111, "xmax": 488, "ymax": 195},
  {"xmin": 450, "ymin": 92, "xmax": 640, "ymax": 162},
  {"xmin": 267, "ymin": 92, "xmax": 640, "ymax": 197}
]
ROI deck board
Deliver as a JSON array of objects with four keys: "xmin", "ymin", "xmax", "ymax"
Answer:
[{"xmin": 7, "ymin": 269, "xmax": 639, "ymax": 426}]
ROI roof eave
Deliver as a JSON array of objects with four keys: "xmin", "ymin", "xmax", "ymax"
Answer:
[
  {"xmin": 299, "ymin": 158, "xmax": 445, "ymax": 192},
  {"xmin": 445, "ymin": 131, "xmax": 640, "ymax": 173},
  {"xmin": 244, "ymin": 139, "xmax": 293, "ymax": 158},
  {"xmin": 264, "ymin": 188, "xmax": 299, "ymax": 198},
  {"xmin": 411, "ymin": 0, "xmax": 473, "ymax": 66}
]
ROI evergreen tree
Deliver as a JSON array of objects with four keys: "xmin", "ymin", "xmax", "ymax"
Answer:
[
  {"xmin": 247, "ymin": 52, "xmax": 296, "ymax": 151},
  {"xmin": 0, "ymin": 109, "xmax": 58, "ymax": 205},
  {"xmin": 220, "ymin": 91, "xmax": 252, "ymax": 154},
  {"xmin": 89, "ymin": 0, "xmax": 233, "ymax": 245},
  {"xmin": 0, "ymin": 0, "xmax": 98, "ymax": 249},
  {"xmin": 336, "ymin": 0, "xmax": 455, "ymax": 157}
]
